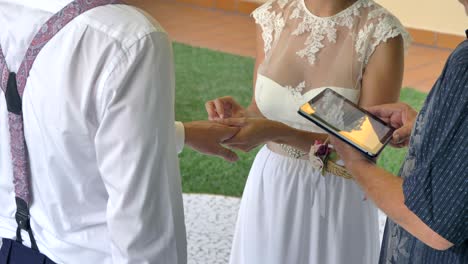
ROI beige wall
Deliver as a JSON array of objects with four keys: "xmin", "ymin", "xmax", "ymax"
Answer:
[{"xmin": 377, "ymin": 0, "xmax": 468, "ymax": 36}]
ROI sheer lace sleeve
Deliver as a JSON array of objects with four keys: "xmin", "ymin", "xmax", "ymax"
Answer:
[
  {"xmin": 252, "ymin": 0, "xmax": 289, "ymax": 55},
  {"xmin": 249, "ymin": 0, "xmax": 409, "ymax": 133},
  {"xmin": 357, "ymin": 6, "xmax": 411, "ymax": 65}
]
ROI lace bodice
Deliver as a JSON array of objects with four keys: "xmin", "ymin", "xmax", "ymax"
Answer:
[{"xmin": 252, "ymin": 0, "xmax": 410, "ymax": 132}]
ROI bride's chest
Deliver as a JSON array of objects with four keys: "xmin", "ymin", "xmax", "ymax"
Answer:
[{"xmin": 255, "ymin": 74, "xmax": 360, "ymax": 131}]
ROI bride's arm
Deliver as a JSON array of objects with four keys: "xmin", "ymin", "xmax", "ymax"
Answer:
[
  {"xmin": 209, "ymin": 26, "xmax": 326, "ymax": 152},
  {"xmin": 359, "ymin": 35, "xmax": 405, "ymax": 108},
  {"xmin": 217, "ymin": 117, "xmax": 328, "ymax": 153},
  {"xmin": 245, "ymin": 25, "xmax": 266, "ymax": 117}
]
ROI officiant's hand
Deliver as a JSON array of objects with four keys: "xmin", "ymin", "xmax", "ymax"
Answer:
[
  {"xmin": 216, "ymin": 118, "xmax": 288, "ymax": 152},
  {"xmin": 184, "ymin": 121, "xmax": 240, "ymax": 162},
  {"xmin": 329, "ymin": 136, "xmax": 372, "ymax": 169},
  {"xmin": 205, "ymin": 96, "xmax": 247, "ymax": 120},
  {"xmin": 366, "ymin": 103, "xmax": 418, "ymax": 148}
]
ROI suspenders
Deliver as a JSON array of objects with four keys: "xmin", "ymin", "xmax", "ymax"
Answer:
[{"xmin": 0, "ymin": 0, "xmax": 123, "ymax": 252}]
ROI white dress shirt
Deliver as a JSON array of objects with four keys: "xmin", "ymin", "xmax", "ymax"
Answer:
[{"xmin": 0, "ymin": 1, "xmax": 187, "ymax": 263}]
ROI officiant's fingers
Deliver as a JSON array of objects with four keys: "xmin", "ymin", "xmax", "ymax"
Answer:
[
  {"xmin": 390, "ymin": 142, "xmax": 408, "ymax": 148},
  {"xmin": 366, "ymin": 105, "xmax": 399, "ymax": 118},
  {"xmin": 390, "ymin": 136, "xmax": 410, "ymax": 148},
  {"xmin": 392, "ymin": 125, "xmax": 412, "ymax": 145}
]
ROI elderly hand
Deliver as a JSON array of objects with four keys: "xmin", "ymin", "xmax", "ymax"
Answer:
[
  {"xmin": 183, "ymin": 121, "xmax": 240, "ymax": 162},
  {"xmin": 328, "ymin": 136, "xmax": 371, "ymax": 169},
  {"xmin": 366, "ymin": 102, "xmax": 418, "ymax": 148},
  {"xmin": 215, "ymin": 117, "xmax": 288, "ymax": 152},
  {"xmin": 205, "ymin": 96, "xmax": 247, "ymax": 120}
]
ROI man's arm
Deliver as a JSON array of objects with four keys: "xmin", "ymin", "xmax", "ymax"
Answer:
[
  {"xmin": 331, "ymin": 108, "xmax": 468, "ymax": 251},
  {"xmin": 95, "ymin": 31, "xmax": 184, "ymax": 263},
  {"xmin": 183, "ymin": 121, "xmax": 240, "ymax": 162},
  {"xmin": 338, "ymin": 44, "xmax": 468, "ymax": 252},
  {"xmin": 174, "ymin": 120, "xmax": 239, "ymax": 162},
  {"xmin": 330, "ymin": 102, "xmax": 459, "ymax": 250},
  {"xmin": 341, "ymin": 157, "xmax": 454, "ymax": 250}
]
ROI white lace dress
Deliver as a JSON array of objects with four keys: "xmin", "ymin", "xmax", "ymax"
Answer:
[{"xmin": 229, "ymin": 1, "xmax": 410, "ymax": 263}]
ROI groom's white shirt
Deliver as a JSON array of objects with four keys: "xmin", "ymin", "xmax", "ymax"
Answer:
[{"xmin": 0, "ymin": 0, "xmax": 187, "ymax": 263}]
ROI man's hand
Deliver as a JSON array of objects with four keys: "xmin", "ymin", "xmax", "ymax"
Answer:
[
  {"xmin": 215, "ymin": 118, "xmax": 288, "ymax": 152},
  {"xmin": 367, "ymin": 102, "xmax": 418, "ymax": 148},
  {"xmin": 205, "ymin": 96, "xmax": 247, "ymax": 120},
  {"xmin": 183, "ymin": 121, "xmax": 240, "ymax": 162},
  {"xmin": 329, "ymin": 136, "xmax": 372, "ymax": 171}
]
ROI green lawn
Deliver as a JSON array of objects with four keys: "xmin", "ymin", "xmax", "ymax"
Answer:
[{"xmin": 174, "ymin": 43, "xmax": 428, "ymax": 197}]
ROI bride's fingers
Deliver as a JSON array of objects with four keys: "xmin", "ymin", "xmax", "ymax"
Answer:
[
  {"xmin": 223, "ymin": 108, "xmax": 233, "ymax": 118},
  {"xmin": 214, "ymin": 99, "xmax": 226, "ymax": 119},
  {"xmin": 205, "ymin": 101, "xmax": 219, "ymax": 120}
]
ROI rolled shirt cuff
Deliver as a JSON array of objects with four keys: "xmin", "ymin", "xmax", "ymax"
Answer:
[{"xmin": 174, "ymin": 121, "xmax": 185, "ymax": 154}]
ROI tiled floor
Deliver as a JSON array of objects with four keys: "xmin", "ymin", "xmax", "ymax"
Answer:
[{"xmin": 144, "ymin": 0, "xmax": 454, "ymax": 93}]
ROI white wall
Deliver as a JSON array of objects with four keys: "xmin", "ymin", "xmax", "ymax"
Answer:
[{"xmin": 376, "ymin": 0, "xmax": 467, "ymax": 36}]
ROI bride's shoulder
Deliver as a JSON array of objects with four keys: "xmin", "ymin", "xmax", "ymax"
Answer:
[
  {"xmin": 356, "ymin": 0, "xmax": 411, "ymax": 64},
  {"xmin": 361, "ymin": 0, "xmax": 404, "ymax": 25},
  {"xmin": 360, "ymin": 0, "xmax": 410, "ymax": 41}
]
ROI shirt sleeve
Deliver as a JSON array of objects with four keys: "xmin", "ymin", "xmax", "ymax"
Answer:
[
  {"xmin": 402, "ymin": 50, "xmax": 468, "ymax": 245},
  {"xmin": 94, "ymin": 31, "xmax": 185, "ymax": 263},
  {"xmin": 174, "ymin": 121, "xmax": 185, "ymax": 154}
]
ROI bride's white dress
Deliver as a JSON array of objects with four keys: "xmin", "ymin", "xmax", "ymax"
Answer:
[{"xmin": 229, "ymin": 0, "xmax": 410, "ymax": 263}]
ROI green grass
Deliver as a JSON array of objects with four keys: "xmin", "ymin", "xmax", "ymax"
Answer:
[
  {"xmin": 174, "ymin": 42, "xmax": 428, "ymax": 197},
  {"xmin": 376, "ymin": 88, "xmax": 427, "ymax": 176}
]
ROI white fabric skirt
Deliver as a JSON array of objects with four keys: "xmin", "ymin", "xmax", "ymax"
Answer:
[{"xmin": 229, "ymin": 146, "xmax": 380, "ymax": 264}]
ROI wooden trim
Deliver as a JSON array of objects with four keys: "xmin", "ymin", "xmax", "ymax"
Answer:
[
  {"xmin": 176, "ymin": 0, "xmax": 214, "ymax": 8},
  {"xmin": 436, "ymin": 32, "xmax": 466, "ymax": 49},
  {"xmin": 241, "ymin": 0, "xmax": 266, "ymax": 3},
  {"xmin": 215, "ymin": 0, "xmax": 237, "ymax": 11},
  {"xmin": 173, "ymin": 1, "xmax": 465, "ymax": 49},
  {"xmin": 407, "ymin": 28, "xmax": 436, "ymax": 46},
  {"xmin": 238, "ymin": 2, "xmax": 259, "ymax": 14},
  {"xmin": 407, "ymin": 28, "xmax": 465, "ymax": 49}
]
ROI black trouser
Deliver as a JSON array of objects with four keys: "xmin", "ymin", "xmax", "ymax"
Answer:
[{"xmin": 0, "ymin": 238, "xmax": 56, "ymax": 264}]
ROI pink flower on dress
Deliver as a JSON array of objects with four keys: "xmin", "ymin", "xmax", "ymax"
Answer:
[{"xmin": 309, "ymin": 140, "xmax": 333, "ymax": 173}]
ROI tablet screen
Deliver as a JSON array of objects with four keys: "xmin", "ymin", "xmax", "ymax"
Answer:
[{"xmin": 299, "ymin": 89, "xmax": 394, "ymax": 156}]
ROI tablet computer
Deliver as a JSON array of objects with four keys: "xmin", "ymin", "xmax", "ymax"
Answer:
[{"xmin": 298, "ymin": 88, "xmax": 394, "ymax": 158}]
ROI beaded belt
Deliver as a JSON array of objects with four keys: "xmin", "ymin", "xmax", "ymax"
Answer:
[{"xmin": 277, "ymin": 143, "xmax": 353, "ymax": 180}]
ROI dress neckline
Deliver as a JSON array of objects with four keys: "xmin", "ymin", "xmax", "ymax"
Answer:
[
  {"xmin": 257, "ymin": 73, "xmax": 359, "ymax": 98},
  {"xmin": 300, "ymin": 0, "xmax": 365, "ymax": 19}
]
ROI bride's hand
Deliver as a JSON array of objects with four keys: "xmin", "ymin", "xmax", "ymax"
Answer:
[
  {"xmin": 205, "ymin": 96, "xmax": 247, "ymax": 120},
  {"xmin": 216, "ymin": 118, "xmax": 287, "ymax": 152}
]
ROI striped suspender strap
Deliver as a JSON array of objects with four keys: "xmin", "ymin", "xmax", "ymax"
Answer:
[{"xmin": 0, "ymin": 0, "xmax": 123, "ymax": 251}]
